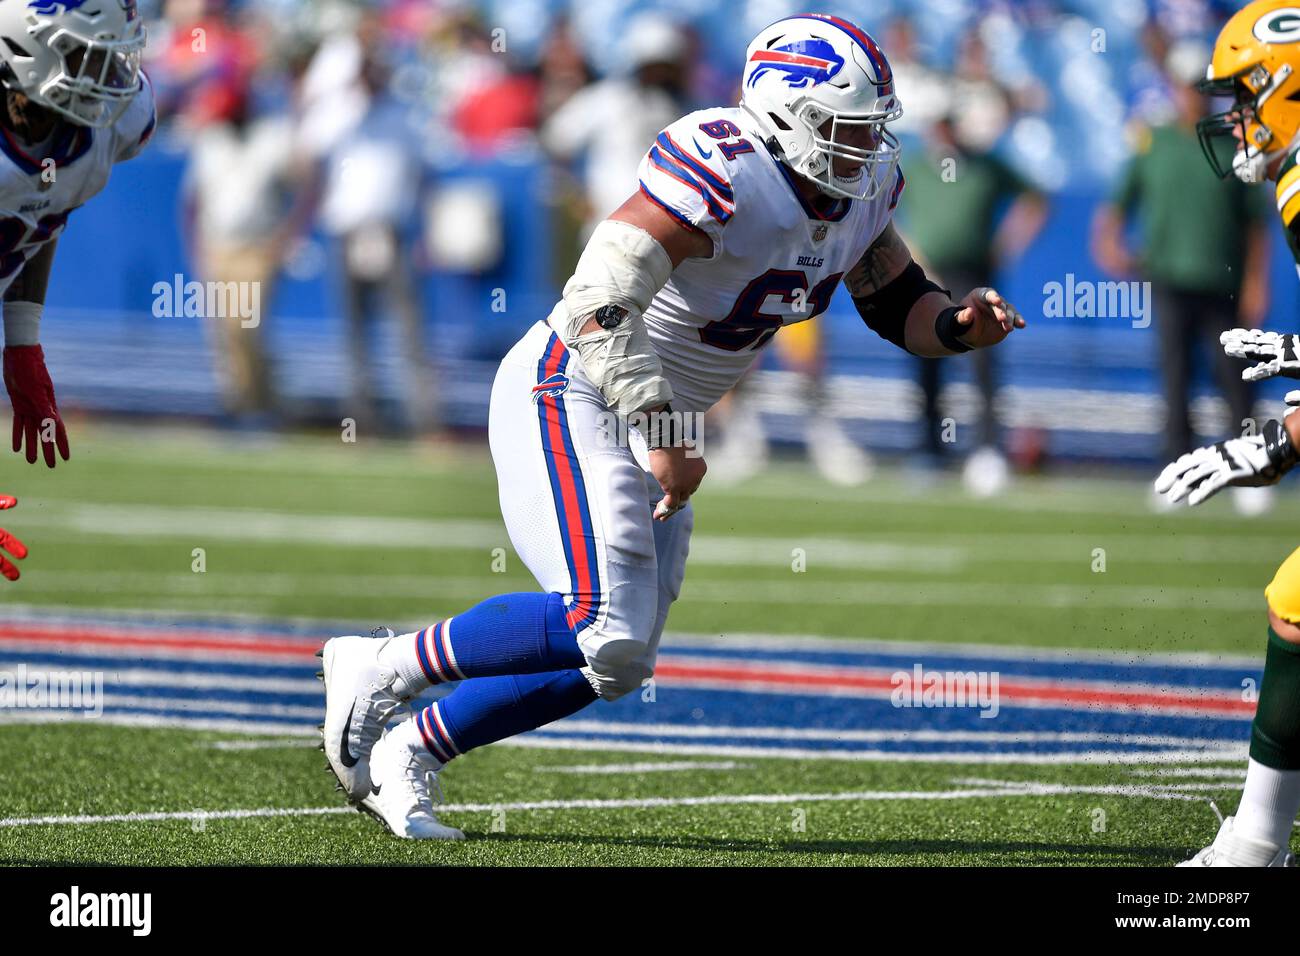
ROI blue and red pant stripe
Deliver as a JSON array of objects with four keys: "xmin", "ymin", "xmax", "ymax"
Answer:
[{"xmin": 535, "ymin": 333, "xmax": 602, "ymax": 633}]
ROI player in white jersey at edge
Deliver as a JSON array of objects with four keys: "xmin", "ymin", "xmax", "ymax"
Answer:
[
  {"xmin": 0, "ymin": 0, "xmax": 152, "ymax": 583},
  {"xmin": 322, "ymin": 12, "xmax": 1026, "ymax": 838}
]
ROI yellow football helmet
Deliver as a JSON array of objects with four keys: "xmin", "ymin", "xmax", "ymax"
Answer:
[{"xmin": 1198, "ymin": 0, "xmax": 1300, "ymax": 183}]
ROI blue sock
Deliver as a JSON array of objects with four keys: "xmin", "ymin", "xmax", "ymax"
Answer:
[
  {"xmin": 414, "ymin": 669, "xmax": 597, "ymax": 761},
  {"xmin": 383, "ymin": 591, "xmax": 585, "ymax": 693}
]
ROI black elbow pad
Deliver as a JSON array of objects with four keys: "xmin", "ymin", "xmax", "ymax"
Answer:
[{"xmin": 852, "ymin": 260, "xmax": 948, "ymax": 353}]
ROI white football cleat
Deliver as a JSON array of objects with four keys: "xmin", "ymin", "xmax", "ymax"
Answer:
[
  {"xmin": 1177, "ymin": 815, "xmax": 1294, "ymax": 867},
  {"xmin": 320, "ymin": 633, "xmax": 407, "ymax": 801},
  {"xmin": 359, "ymin": 721, "xmax": 465, "ymax": 840}
]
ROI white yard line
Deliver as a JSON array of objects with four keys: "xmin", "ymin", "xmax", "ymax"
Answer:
[
  {"xmin": 951, "ymin": 776, "xmax": 1241, "ymax": 797},
  {"xmin": 545, "ymin": 720, "xmax": 1242, "ymax": 750},
  {"xmin": 1128, "ymin": 767, "xmax": 1247, "ymax": 779},
  {"xmin": 533, "ymin": 761, "xmax": 751, "ymax": 775},
  {"xmin": 0, "ymin": 710, "xmax": 319, "ymax": 737},
  {"xmin": 11, "ymin": 499, "xmax": 1295, "ymax": 567},
  {"xmin": 0, "ymin": 779, "xmax": 1235, "ymax": 829},
  {"xmin": 0, "ymin": 711, "xmax": 1248, "ymax": 764},
  {"xmin": 13, "ymin": 504, "xmax": 962, "ymax": 573},
  {"xmin": 498, "ymin": 735, "xmax": 1247, "ymax": 765},
  {"xmin": 0, "ymin": 569, "xmax": 1267, "ymax": 612}
]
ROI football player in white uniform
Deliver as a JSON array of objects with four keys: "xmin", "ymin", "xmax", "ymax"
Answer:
[
  {"xmin": 0, "ymin": 0, "xmax": 152, "ymax": 471},
  {"xmin": 321, "ymin": 13, "xmax": 1025, "ymax": 838}
]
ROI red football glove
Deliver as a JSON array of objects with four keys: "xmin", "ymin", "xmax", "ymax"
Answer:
[
  {"xmin": 0, "ymin": 494, "xmax": 27, "ymax": 581},
  {"xmin": 3, "ymin": 344, "xmax": 69, "ymax": 467}
]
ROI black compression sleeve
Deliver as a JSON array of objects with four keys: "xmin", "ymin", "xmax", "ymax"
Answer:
[{"xmin": 851, "ymin": 259, "xmax": 948, "ymax": 353}]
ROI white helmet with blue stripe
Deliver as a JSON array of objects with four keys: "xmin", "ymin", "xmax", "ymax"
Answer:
[
  {"xmin": 740, "ymin": 13, "xmax": 902, "ymax": 201},
  {"xmin": 0, "ymin": 0, "xmax": 145, "ymax": 128}
]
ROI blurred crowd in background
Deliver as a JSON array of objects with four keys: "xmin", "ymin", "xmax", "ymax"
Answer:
[{"xmin": 70, "ymin": 0, "xmax": 1289, "ymax": 508}]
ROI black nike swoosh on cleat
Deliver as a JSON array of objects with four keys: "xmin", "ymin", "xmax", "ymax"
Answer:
[{"xmin": 339, "ymin": 700, "xmax": 359, "ymax": 768}]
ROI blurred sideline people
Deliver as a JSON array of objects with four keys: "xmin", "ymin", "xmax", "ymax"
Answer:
[
  {"xmin": 707, "ymin": 319, "xmax": 880, "ymax": 488},
  {"xmin": 181, "ymin": 77, "xmax": 299, "ymax": 425},
  {"xmin": 881, "ymin": 16, "xmax": 949, "ymax": 141},
  {"xmin": 442, "ymin": 12, "xmax": 540, "ymax": 152},
  {"xmin": 79, "ymin": 0, "xmax": 1283, "ymax": 477},
  {"xmin": 299, "ymin": 30, "xmax": 438, "ymax": 437},
  {"xmin": 542, "ymin": 17, "xmax": 691, "ymax": 241},
  {"xmin": 897, "ymin": 42, "xmax": 1049, "ymax": 496},
  {"xmin": 534, "ymin": 16, "xmax": 594, "ymax": 122},
  {"xmin": 1092, "ymin": 41, "xmax": 1272, "ymax": 514}
]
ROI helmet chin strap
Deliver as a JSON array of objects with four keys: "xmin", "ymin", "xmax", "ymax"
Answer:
[
  {"xmin": 1233, "ymin": 63, "xmax": 1296, "ymax": 184},
  {"xmin": 1233, "ymin": 130, "xmax": 1296, "ymax": 184},
  {"xmin": 1233, "ymin": 145, "xmax": 1271, "ymax": 184}
]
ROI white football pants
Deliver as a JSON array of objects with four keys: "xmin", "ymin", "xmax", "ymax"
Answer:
[{"xmin": 487, "ymin": 320, "xmax": 692, "ymax": 700}]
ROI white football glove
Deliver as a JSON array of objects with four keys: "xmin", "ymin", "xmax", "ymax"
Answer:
[
  {"xmin": 1221, "ymin": 329, "xmax": 1300, "ymax": 382},
  {"xmin": 1155, "ymin": 418, "xmax": 1299, "ymax": 506}
]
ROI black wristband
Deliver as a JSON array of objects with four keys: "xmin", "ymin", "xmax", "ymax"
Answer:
[
  {"xmin": 645, "ymin": 403, "xmax": 679, "ymax": 450},
  {"xmin": 934, "ymin": 306, "xmax": 973, "ymax": 353},
  {"xmin": 1264, "ymin": 418, "xmax": 1298, "ymax": 477}
]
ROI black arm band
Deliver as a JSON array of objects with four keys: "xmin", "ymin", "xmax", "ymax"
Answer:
[
  {"xmin": 852, "ymin": 259, "xmax": 948, "ymax": 353},
  {"xmin": 934, "ymin": 306, "xmax": 973, "ymax": 353}
]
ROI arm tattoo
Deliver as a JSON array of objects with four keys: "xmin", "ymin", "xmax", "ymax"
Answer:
[{"xmin": 842, "ymin": 222, "xmax": 913, "ymax": 297}]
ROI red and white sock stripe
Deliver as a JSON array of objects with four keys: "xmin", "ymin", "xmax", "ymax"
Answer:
[
  {"xmin": 416, "ymin": 703, "xmax": 461, "ymax": 763},
  {"xmin": 415, "ymin": 619, "xmax": 466, "ymax": 684}
]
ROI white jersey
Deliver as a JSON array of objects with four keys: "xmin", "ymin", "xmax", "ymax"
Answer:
[
  {"xmin": 0, "ymin": 75, "xmax": 155, "ymax": 299},
  {"xmin": 635, "ymin": 106, "xmax": 903, "ymax": 413}
]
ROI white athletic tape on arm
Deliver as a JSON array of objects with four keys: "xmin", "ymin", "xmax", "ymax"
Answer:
[
  {"xmin": 547, "ymin": 219, "xmax": 674, "ymax": 415},
  {"xmin": 2, "ymin": 301, "xmax": 41, "ymax": 347}
]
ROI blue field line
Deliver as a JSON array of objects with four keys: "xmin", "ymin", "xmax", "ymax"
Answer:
[
  {"xmin": 0, "ymin": 648, "xmax": 1253, "ymax": 737},
  {"xmin": 523, "ymin": 729, "xmax": 1232, "ymax": 756},
  {"xmin": 3, "ymin": 641, "xmax": 1259, "ymax": 692},
  {"xmin": 0, "ymin": 611, "xmax": 1264, "ymax": 759},
  {"xmin": 659, "ymin": 643, "xmax": 1260, "ymax": 690},
  {"xmin": 0, "ymin": 608, "xmax": 337, "ymax": 638},
  {"xmin": 0, "ymin": 648, "xmax": 315, "ymax": 679}
]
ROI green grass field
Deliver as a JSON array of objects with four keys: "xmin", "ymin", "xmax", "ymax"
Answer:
[
  {"xmin": 0, "ymin": 422, "xmax": 1293, "ymax": 865},
  {"xmin": 0, "ymin": 723, "xmax": 1228, "ymax": 866}
]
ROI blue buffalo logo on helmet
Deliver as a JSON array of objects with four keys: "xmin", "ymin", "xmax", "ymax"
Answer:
[
  {"xmin": 531, "ymin": 372, "xmax": 571, "ymax": 403},
  {"xmin": 27, "ymin": 0, "xmax": 89, "ymax": 13},
  {"xmin": 746, "ymin": 37, "xmax": 844, "ymax": 89},
  {"xmin": 27, "ymin": 0, "xmax": 136, "ymax": 15}
]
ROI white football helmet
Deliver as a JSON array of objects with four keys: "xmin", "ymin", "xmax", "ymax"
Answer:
[
  {"xmin": 0, "ymin": 0, "xmax": 145, "ymax": 128},
  {"xmin": 740, "ymin": 13, "xmax": 902, "ymax": 201}
]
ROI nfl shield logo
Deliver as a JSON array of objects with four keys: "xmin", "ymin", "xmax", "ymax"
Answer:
[{"xmin": 812, "ymin": 223, "xmax": 828, "ymax": 242}]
